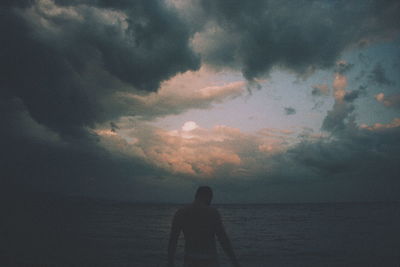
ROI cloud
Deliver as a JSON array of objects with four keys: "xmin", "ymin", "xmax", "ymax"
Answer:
[
  {"xmin": 311, "ymin": 84, "xmax": 330, "ymax": 96},
  {"xmin": 0, "ymin": 0, "xmax": 202, "ymax": 202},
  {"xmin": 322, "ymin": 72, "xmax": 353, "ymax": 132},
  {"xmin": 287, "ymin": 122, "xmax": 400, "ymax": 197},
  {"xmin": 2, "ymin": 0, "xmax": 398, "ymax": 135},
  {"xmin": 0, "ymin": 98, "xmax": 61, "ymax": 144},
  {"xmin": 184, "ymin": 0, "xmax": 400, "ymax": 80},
  {"xmin": 375, "ymin": 93, "xmax": 400, "ymax": 109},
  {"xmin": 321, "ymin": 65, "xmax": 367, "ymax": 132},
  {"xmin": 95, "ymin": 120, "xmax": 296, "ymax": 178},
  {"xmin": 245, "ymin": 109, "xmax": 400, "ymax": 202},
  {"xmin": 90, "ymin": 114, "xmax": 400, "ymax": 202},
  {"xmin": 0, "ymin": 120, "xmax": 165, "ymax": 201},
  {"xmin": 3, "ymin": 89, "xmax": 400, "ymax": 203},
  {"xmin": 334, "ymin": 60, "xmax": 354, "ymax": 74},
  {"xmin": 96, "ymin": 122, "xmax": 241, "ymax": 177},
  {"xmin": 343, "ymin": 87, "xmax": 365, "ymax": 103},
  {"xmin": 368, "ymin": 63, "xmax": 395, "ymax": 86},
  {"xmin": 284, "ymin": 107, "xmax": 296, "ymax": 115},
  {"xmin": 311, "ymin": 84, "xmax": 331, "ymax": 111},
  {"xmin": 360, "ymin": 118, "xmax": 400, "ymax": 131},
  {"xmin": 1, "ymin": 0, "xmax": 199, "ymax": 136},
  {"xmin": 116, "ymin": 67, "xmax": 246, "ymax": 120},
  {"xmin": 1, "ymin": 0, "xmax": 400, "ymax": 203}
]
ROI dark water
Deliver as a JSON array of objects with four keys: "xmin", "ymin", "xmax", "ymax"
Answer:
[{"xmin": 1, "ymin": 195, "xmax": 399, "ymax": 266}]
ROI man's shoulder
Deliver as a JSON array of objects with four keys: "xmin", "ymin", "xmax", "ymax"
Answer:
[{"xmin": 175, "ymin": 204, "xmax": 192, "ymax": 216}]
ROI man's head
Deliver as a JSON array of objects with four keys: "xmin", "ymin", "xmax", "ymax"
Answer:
[{"xmin": 195, "ymin": 186, "xmax": 213, "ymax": 206}]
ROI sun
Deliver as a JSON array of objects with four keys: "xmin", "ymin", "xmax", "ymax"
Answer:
[{"xmin": 182, "ymin": 121, "xmax": 199, "ymax": 132}]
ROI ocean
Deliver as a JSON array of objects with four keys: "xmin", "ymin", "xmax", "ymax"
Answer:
[{"xmin": 1, "ymin": 195, "xmax": 399, "ymax": 266}]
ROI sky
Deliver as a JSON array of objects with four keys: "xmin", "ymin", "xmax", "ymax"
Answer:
[{"xmin": 1, "ymin": 0, "xmax": 400, "ymax": 203}]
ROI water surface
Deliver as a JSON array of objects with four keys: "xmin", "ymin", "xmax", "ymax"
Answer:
[{"xmin": 1, "ymin": 196, "xmax": 399, "ymax": 266}]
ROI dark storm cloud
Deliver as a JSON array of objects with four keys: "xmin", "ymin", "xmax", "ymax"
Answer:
[
  {"xmin": 1, "ymin": 0, "xmax": 199, "ymax": 135},
  {"xmin": 368, "ymin": 63, "xmax": 395, "ymax": 86},
  {"xmin": 0, "ymin": 0, "xmax": 199, "ymax": 198},
  {"xmin": 110, "ymin": 121, "xmax": 119, "ymax": 132},
  {"xmin": 188, "ymin": 0, "xmax": 400, "ymax": 80},
  {"xmin": 283, "ymin": 125, "xmax": 400, "ymax": 201},
  {"xmin": 334, "ymin": 61, "xmax": 354, "ymax": 75},
  {"xmin": 0, "ymin": 96, "xmax": 170, "ymax": 200},
  {"xmin": 321, "ymin": 101, "xmax": 355, "ymax": 132},
  {"xmin": 343, "ymin": 88, "xmax": 365, "ymax": 103},
  {"xmin": 321, "ymin": 85, "xmax": 366, "ymax": 133},
  {"xmin": 284, "ymin": 107, "xmax": 296, "ymax": 115},
  {"xmin": 1, "ymin": 0, "xmax": 400, "ymax": 203},
  {"xmin": 0, "ymin": 130, "xmax": 172, "ymax": 201},
  {"xmin": 321, "ymin": 69, "xmax": 366, "ymax": 132},
  {"xmin": 295, "ymin": 62, "xmax": 400, "ymax": 201},
  {"xmin": 194, "ymin": 122, "xmax": 400, "ymax": 203},
  {"xmin": 2, "ymin": 0, "xmax": 399, "ymax": 137}
]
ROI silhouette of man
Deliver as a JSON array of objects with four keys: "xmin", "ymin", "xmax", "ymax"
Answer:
[{"xmin": 168, "ymin": 186, "xmax": 240, "ymax": 267}]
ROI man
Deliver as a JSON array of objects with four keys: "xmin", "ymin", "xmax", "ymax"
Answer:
[{"xmin": 168, "ymin": 186, "xmax": 240, "ymax": 267}]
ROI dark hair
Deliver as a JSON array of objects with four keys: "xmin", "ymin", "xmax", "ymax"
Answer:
[{"xmin": 195, "ymin": 186, "xmax": 213, "ymax": 204}]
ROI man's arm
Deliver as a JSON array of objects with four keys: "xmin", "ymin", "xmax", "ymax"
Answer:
[
  {"xmin": 167, "ymin": 210, "xmax": 181, "ymax": 267},
  {"xmin": 215, "ymin": 210, "xmax": 241, "ymax": 267}
]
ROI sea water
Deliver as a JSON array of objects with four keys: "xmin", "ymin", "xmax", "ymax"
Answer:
[{"xmin": 1, "ymin": 195, "xmax": 399, "ymax": 266}]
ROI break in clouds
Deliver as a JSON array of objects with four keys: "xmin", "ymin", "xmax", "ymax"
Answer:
[{"xmin": 1, "ymin": 0, "xmax": 400, "ymax": 202}]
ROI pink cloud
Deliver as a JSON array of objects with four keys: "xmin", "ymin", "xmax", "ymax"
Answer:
[
  {"xmin": 94, "ymin": 121, "xmax": 297, "ymax": 178},
  {"xmin": 360, "ymin": 118, "xmax": 400, "ymax": 131},
  {"xmin": 333, "ymin": 73, "xmax": 347, "ymax": 101},
  {"xmin": 116, "ymin": 67, "xmax": 246, "ymax": 119},
  {"xmin": 375, "ymin": 93, "xmax": 400, "ymax": 109}
]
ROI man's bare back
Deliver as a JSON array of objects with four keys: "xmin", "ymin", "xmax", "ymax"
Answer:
[{"xmin": 168, "ymin": 186, "xmax": 240, "ymax": 267}]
